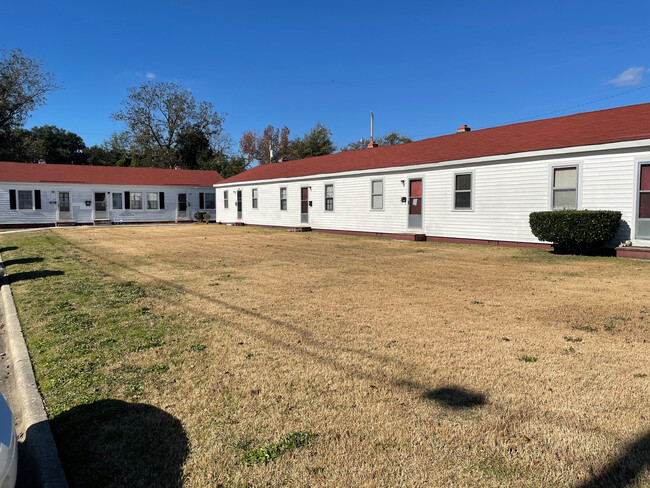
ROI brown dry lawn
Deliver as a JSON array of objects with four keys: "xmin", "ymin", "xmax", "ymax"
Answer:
[{"xmin": 3, "ymin": 225, "xmax": 650, "ymax": 487}]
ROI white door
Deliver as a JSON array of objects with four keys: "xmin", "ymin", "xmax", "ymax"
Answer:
[{"xmin": 57, "ymin": 192, "xmax": 72, "ymax": 220}]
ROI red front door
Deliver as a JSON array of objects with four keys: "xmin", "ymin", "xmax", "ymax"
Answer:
[{"xmin": 408, "ymin": 179, "xmax": 422, "ymax": 228}]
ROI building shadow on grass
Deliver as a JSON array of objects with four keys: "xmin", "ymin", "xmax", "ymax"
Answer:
[
  {"xmin": 6, "ymin": 270, "xmax": 63, "ymax": 284},
  {"xmin": 0, "ymin": 246, "xmax": 18, "ymax": 254},
  {"xmin": 422, "ymin": 386, "xmax": 487, "ymax": 409},
  {"xmin": 576, "ymin": 431, "xmax": 650, "ymax": 488},
  {"xmin": 2, "ymin": 257, "xmax": 44, "ymax": 267},
  {"xmin": 50, "ymin": 399, "xmax": 189, "ymax": 488}
]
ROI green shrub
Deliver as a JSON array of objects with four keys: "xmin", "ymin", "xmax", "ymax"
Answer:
[
  {"xmin": 193, "ymin": 211, "xmax": 206, "ymax": 221},
  {"xmin": 203, "ymin": 213, "xmax": 211, "ymax": 223},
  {"xmin": 529, "ymin": 210, "xmax": 621, "ymax": 254}
]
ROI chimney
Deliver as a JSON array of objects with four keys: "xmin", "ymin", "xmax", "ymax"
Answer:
[
  {"xmin": 457, "ymin": 124, "xmax": 471, "ymax": 133},
  {"xmin": 38, "ymin": 159, "xmax": 46, "ymax": 164}
]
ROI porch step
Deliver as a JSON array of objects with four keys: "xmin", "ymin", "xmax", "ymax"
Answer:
[
  {"xmin": 55, "ymin": 221, "xmax": 76, "ymax": 227},
  {"xmin": 615, "ymin": 246, "xmax": 650, "ymax": 260},
  {"xmin": 93, "ymin": 219, "xmax": 112, "ymax": 227},
  {"xmin": 231, "ymin": 222, "xmax": 246, "ymax": 226},
  {"xmin": 288, "ymin": 227, "xmax": 312, "ymax": 232}
]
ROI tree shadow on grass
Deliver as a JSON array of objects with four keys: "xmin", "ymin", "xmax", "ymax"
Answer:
[
  {"xmin": 50, "ymin": 399, "xmax": 189, "ymax": 488},
  {"xmin": 0, "ymin": 246, "xmax": 18, "ymax": 254},
  {"xmin": 2, "ymin": 257, "xmax": 44, "ymax": 267},
  {"xmin": 6, "ymin": 270, "xmax": 63, "ymax": 284},
  {"xmin": 422, "ymin": 386, "xmax": 487, "ymax": 410},
  {"xmin": 576, "ymin": 431, "xmax": 650, "ymax": 488}
]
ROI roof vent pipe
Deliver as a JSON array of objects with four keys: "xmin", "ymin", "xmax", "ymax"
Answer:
[
  {"xmin": 367, "ymin": 111, "xmax": 378, "ymax": 148},
  {"xmin": 38, "ymin": 159, "xmax": 46, "ymax": 164},
  {"xmin": 457, "ymin": 125, "xmax": 471, "ymax": 133}
]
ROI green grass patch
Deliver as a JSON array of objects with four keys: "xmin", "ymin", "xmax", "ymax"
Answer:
[
  {"xmin": 518, "ymin": 355, "xmax": 538, "ymax": 363},
  {"xmin": 0, "ymin": 232, "xmax": 180, "ymax": 416},
  {"xmin": 572, "ymin": 325, "xmax": 598, "ymax": 333},
  {"xmin": 563, "ymin": 336, "xmax": 582, "ymax": 343},
  {"xmin": 242, "ymin": 431, "xmax": 317, "ymax": 466}
]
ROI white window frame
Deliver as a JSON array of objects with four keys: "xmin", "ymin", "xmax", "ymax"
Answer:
[
  {"xmin": 204, "ymin": 192, "xmax": 216, "ymax": 210},
  {"xmin": 370, "ymin": 178, "xmax": 384, "ymax": 211},
  {"xmin": 452, "ymin": 171, "xmax": 474, "ymax": 212},
  {"xmin": 130, "ymin": 192, "xmax": 143, "ymax": 210},
  {"xmin": 324, "ymin": 183, "xmax": 334, "ymax": 212},
  {"xmin": 112, "ymin": 192, "xmax": 123, "ymax": 210},
  {"xmin": 223, "ymin": 191, "xmax": 229, "ymax": 209},
  {"xmin": 635, "ymin": 158, "xmax": 650, "ymax": 241},
  {"xmin": 280, "ymin": 187, "xmax": 287, "ymax": 211},
  {"xmin": 146, "ymin": 192, "xmax": 159, "ymax": 210},
  {"xmin": 252, "ymin": 188, "xmax": 258, "ymax": 209},
  {"xmin": 549, "ymin": 163, "xmax": 580, "ymax": 211},
  {"xmin": 17, "ymin": 190, "xmax": 35, "ymax": 210}
]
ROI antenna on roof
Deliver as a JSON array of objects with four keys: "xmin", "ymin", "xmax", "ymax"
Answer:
[{"xmin": 367, "ymin": 111, "xmax": 378, "ymax": 148}]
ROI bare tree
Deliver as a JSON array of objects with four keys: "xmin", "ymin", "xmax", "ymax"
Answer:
[
  {"xmin": 112, "ymin": 82, "xmax": 227, "ymax": 168},
  {"xmin": 0, "ymin": 48, "xmax": 60, "ymax": 133}
]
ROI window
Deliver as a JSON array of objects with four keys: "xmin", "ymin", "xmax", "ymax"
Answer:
[
  {"xmin": 18, "ymin": 190, "xmax": 33, "ymax": 209},
  {"xmin": 371, "ymin": 180, "xmax": 383, "ymax": 210},
  {"xmin": 146, "ymin": 192, "xmax": 159, "ymax": 210},
  {"xmin": 130, "ymin": 192, "xmax": 143, "ymax": 210},
  {"xmin": 325, "ymin": 184, "xmax": 334, "ymax": 211},
  {"xmin": 454, "ymin": 173, "xmax": 472, "ymax": 209},
  {"xmin": 552, "ymin": 166, "xmax": 578, "ymax": 210},
  {"xmin": 280, "ymin": 187, "xmax": 287, "ymax": 210},
  {"xmin": 112, "ymin": 193, "xmax": 123, "ymax": 210},
  {"xmin": 223, "ymin": 191, "xmax": 229, "ymax": 209},
  {"xmin": 204, "ymin": 192, "xmax": 215, "ymax": 210},
  {"xmin": 638, "ymin": 163, "xmax": 650, "ymax": 239},
  {"xmin": 252, "ymin": 189, "xmax": 258, "ymax": 209}
]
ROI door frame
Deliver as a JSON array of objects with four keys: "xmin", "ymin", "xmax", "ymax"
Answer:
[
  {"xmin": 57, "ymin": 191, "xmax": 72, "ymax": 221},
  {"xmin": 177, "ymin": 193, "xmax": 188, "ymax": 219},
  {"xmin": 300, "ymin": 186, "xmax": 309, "ymax": 224},
  {"xmin": 93, "ymin": 191, "xmax": 108, "ymax": 220},
  {"xmin": 407, "ymin": 177, "xmax": 424, "ymax": 230}
]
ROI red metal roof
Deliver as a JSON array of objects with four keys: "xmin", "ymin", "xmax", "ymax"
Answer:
[
  {"xmin": 0, "ymin": 162, "xmax": 223, "ymax": 186},
  {"xmin": 221, "ymin": 102, "xmax": 650, "ymax": 184}
]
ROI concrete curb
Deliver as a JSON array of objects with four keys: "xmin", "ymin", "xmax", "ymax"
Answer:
[{"xmin": 0, "ymin": 254, "xmax": 68, "ymax": 488}]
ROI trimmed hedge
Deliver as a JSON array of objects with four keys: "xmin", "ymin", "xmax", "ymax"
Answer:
[{"xmin": 529, "ymin": 210, "xmax": 622, "ymax": 254}]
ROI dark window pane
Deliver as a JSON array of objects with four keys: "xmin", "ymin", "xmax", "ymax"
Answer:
[
  {"xmin": 456, "ymin": 174, "xmax": 471, "ymax": 191},
  {"xmin": 640, "ymin": 192, "xmax": 650, "ymax": 218},
  {"xmin": 641, "ymin": 164, "xmax": 650, "ymax": 191},
  {"xmin": 455, "ymin": 191, "xmax": 471, "ymax": 209}
]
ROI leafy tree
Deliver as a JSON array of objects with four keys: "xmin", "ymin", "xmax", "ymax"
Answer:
[
  {"xmin": 0, "ymin": 48, "xmax": 60, "ymax": 134},
  {"xmin": 0, "ymin": 125, "xmax": 86, "ymax": 164},
  {"xmin": 176, "ymin": 125, "xmax": 215, "ymax": 169},
  {"xmin": 112, "ymin": 81, "xmax": 227, "ymax": 168},
  {"xmin": 28, "ymin": 125, "xmax": 86, "ymax": 164},
  {"xmin": 239, "ymin": 125, "xmax": 291, "ymax": 165},
  {"xmin": 287, "ymin": 123, "xmax": 336, "ymax": 160},
  {"xmin": 341, "ymin": 131, "xmax": 412, "ymax": 151}
]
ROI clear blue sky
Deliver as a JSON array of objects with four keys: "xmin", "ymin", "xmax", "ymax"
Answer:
[{"xmin": 4, "ymin": 0, "xmax": 650, "ymax": 151}]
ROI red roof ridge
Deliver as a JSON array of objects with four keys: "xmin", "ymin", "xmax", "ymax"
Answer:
[
  {"xmin": 0, "ymin": 161, "xmax": 223, "ymax": 186},
  {"xmin": 219, "ymin": 102, "xmax": 650, "ymax": 184}
]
